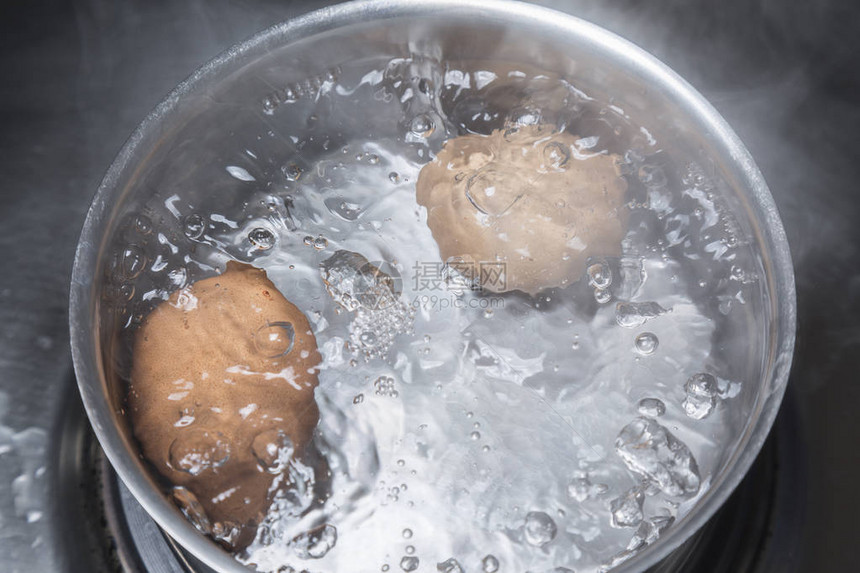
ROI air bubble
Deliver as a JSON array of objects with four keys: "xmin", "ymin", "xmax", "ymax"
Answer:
[
  {"xmin": 120, "ymin": 245, "xmax": 146, "ymax": 280},
  {"xmin": 183, "ymin": 214, "xmax": 206, "ymax": 240},
  {"xmin": 634, "ymin": 332, "xmax": 659, "ymax": 355},
  {"xmin": 262, "ymin": 96, "xmax": 278, "ymax": 115},
  {"xmin": 542, "ymin": 141, "xmax": 570, "ymax": 169},
  {"xmin": 291, "ymin": 524, "xmax": 337, "ymax": 559},
  {"xmin": 610, "ymin": 487, "xmax": 645, "ymax": 527},
  {"xmin": 482, "ymin": 555, "xmax": 499, "ymax": 573},
  {"xmin": 524, "ymin": 511, "xmax": 557, "ymax": 547},
  {"xmin": 313, "ymin": 236, "xmax": 329, "ymax": 250},
  {"xmin": 374, "ymin": 375, "xmax": 397, "ymax": 397},
  {"xmin": 615, "ymin": 417, "xmax": 700, "ymax": 497},
  {"xmin": 616, "ymin": 302, "xmax": 668, "ymax": 328},
  {"xmin": 437, "ymin": 558, "xmax": 464, "ymax": 573},
  {"xmin": 566, "ymin": 475, "xmax": 607, "ymax": 502},
  {"xmin": 325, "ymin": 197, "xmax": 363, "ymax": 221},
  {"xmin": 389, "ymin": 172, "xmax": 401, "ymax": 183},
  {"xmin": 169, "ymin": 430, "xmax": 230, "ymax": 475},
  {"xmin": 626, "ymin": 515, "xmax": 676, "ymax": 555},
  {"xmin": 283, "ymin": 85, "xmax": 299, "ymax": 102},
  {"xmin": 167, "ymin": 267, "xmax": 187, "ymax": 288},
  {"xmin": 248, "ymin": 227, "xmax": 275, "ymax": 250},
  {"xmin": 251, "ymin": 429, "xmax": 294, "ymax": 474},
  {"xmin": 119, "ymin": 282, "xmax": 135, "ymax": 301},
  {"xmin": 594, "ymin": 288, "xmax": 612, "ymax": 304},
  {"xmin": 638, "ymin": 164, "xmax": 667, "ymax": 187},
  {"xmin": 105, "ymin": 282, "xmax": 135, "ymax": 303},
  {"xmin": 133, "ymin": 214, "xmax": 153, "ymax": 235},
  {"xmin": 353, "ymin": 394, "xmax": 364, "ymax": 405},
  {"xmin": 409, "ymin": 114, "xmax": 435, "ymax": 138},
  {"xmin": 638, "ymin": 398, "xmax": 666, "ymax": 417},
  {"xmin": 682, "ymin": 373, "xmax": 718, "ymax": 419},
  {"xmin": 509, "ymin": 106, "xmax": 542, "ymax": 126},
  {"xmin": 465, "ymin": 168, "xmax": 523, "ymax": 216},
  {"xmin": 400, "ymin": 556, "xmax": 419, "ymax": 571},
  {"xmin": 325, "ymin": 66, "xmax": 341, "ymax": 82},
  {"xmin": 361, "ymin": 331, "xmax": 379, "ymax": 347},
  {"xmin": 586, "ymin": 262, "xmax": 612, "ymax": 289},
  {"xmin": 254, "ymin": 322, "xmax": 295, "ymax": 358},
  {"xmin": 172, "ymin": 486, "xmax": 211, "ymax": 533},
  {"xmin": 211, "ymin": 520, "xmax": 241, "ymax": 546},
  {"xmin": 730, "ymin": 265, "xmax": 744, "ymax": 281},
  {"xmin": 282, "ymin": 163, "xmax": 303, "ymax": 182}
]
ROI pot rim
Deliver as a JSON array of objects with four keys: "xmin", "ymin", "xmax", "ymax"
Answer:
[{"xmin": 69, "ymin": 1, "xmax": 796, "ymax": 571}]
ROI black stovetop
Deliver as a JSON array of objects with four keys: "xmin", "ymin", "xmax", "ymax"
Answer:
[{"xmin": 1, "ymin": 1, "xmax": 858, "ymax": 571}]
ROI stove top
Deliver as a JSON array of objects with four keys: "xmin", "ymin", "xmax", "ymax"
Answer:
[{"xmin": 2, "ymin": 0, "xmax": 858, "ymax": 571}]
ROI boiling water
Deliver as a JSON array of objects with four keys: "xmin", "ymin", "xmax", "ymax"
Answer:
[{"xmin": 105, "ymin": 54, "xmax": 763, "ymax": 572}]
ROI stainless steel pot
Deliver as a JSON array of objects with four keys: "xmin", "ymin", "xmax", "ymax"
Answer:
[{"xmin": 69, "ymin": 1, "xmax": 796, "ymax": 571}]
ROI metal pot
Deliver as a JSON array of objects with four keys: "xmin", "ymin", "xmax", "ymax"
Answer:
[{"xmin": 69, "ymin": 1, "xmax": 796, "ymax": 571}]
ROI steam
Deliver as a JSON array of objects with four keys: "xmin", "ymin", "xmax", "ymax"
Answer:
[{"xmin": 534, "ymin": 0, "xmax": 860, "ymax": 391}]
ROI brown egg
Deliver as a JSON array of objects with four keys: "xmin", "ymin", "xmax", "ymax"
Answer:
[
  {"xmin": 129, "ymin": 261, "xmax": 321, "ymax": 549},
  {"xmin": 416, "ymin": 124, "xmax": 629, "ymax": 295}
]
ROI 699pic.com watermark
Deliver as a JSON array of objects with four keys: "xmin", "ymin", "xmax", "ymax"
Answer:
[{"xmin": 409, "ymin": 260, "xmax": 507, "ymax": 311}]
